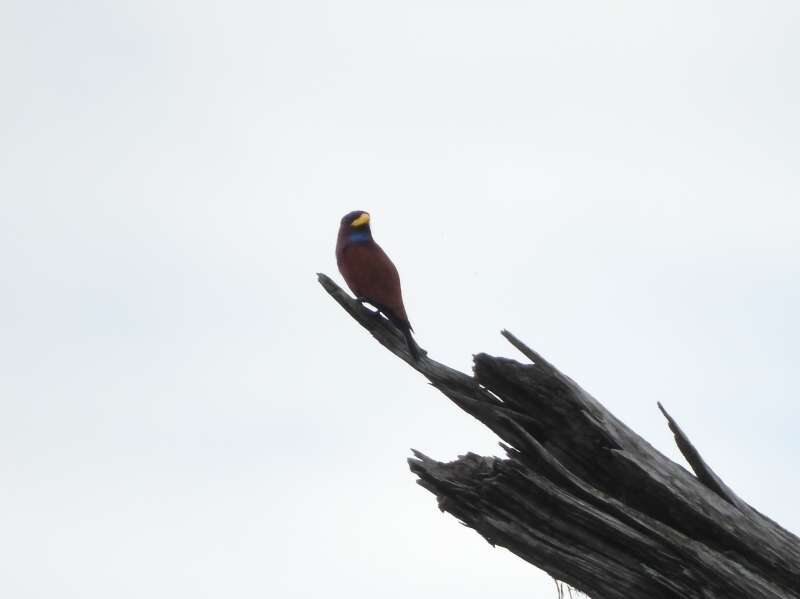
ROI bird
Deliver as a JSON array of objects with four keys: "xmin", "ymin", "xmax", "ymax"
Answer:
[{"xmin": 336, "ymin": 210, "xmax": 420, "ymax": 360}]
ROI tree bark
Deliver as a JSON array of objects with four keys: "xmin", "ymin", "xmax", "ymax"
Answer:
[{"xmin": 318, "ymin": 273, "xmax": 800, "ymax": 599}]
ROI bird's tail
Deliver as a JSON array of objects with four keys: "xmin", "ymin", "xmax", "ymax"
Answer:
[
  {"xmin": 373, "ymin": 303, "xmax": 421, "ymax": 361},
  {"xmin": 402, "ymin": 326, "xmax": 420, "ymax": 361}
]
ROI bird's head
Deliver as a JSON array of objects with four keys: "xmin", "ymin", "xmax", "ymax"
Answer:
[{"xmin": 339, "ymin": 210, "xmax": 373, "ymax": 243}]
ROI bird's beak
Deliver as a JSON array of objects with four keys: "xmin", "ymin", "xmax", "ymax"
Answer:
[{"xmin": 351, "ymin": 213, "xmax": 370, "ymax": 228}]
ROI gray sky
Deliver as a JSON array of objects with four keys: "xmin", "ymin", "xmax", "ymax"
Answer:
[{"xmin": 2, "ymin": 1, "xmax": 798, "ymax": 597}]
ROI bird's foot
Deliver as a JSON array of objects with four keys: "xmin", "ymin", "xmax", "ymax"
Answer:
[{"xmin": 356, "ymin": 297, "xmax": 385, "ymax": 320}]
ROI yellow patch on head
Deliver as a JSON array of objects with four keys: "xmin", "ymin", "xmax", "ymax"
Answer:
[{"xmin": 351, "ymin": 213, "xmax": 370, "ymax": 228}]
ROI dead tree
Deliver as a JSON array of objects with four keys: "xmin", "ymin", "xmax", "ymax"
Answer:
[{"xmin": 318, "ymin": 273, "xmax": 800, "ymax": 599}]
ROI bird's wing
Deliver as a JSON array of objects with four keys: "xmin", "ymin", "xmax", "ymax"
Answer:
[{"xmin": 338, "ymin": 242, "xmax": 409, "ymax": 325}]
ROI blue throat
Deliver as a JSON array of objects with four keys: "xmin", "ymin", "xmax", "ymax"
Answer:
[{"xmin": 348, "ymin": 230, "xmax": 371, "ymax": 243}]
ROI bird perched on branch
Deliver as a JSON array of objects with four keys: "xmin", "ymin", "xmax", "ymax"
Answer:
[{"xmin": 336, "ymin": 211, "xmax": 420, "ymax": 360}]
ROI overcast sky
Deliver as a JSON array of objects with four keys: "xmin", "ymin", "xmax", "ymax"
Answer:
[{"xmin": 2, "ymin": 1, "xmax": 798, "ymax": 597}]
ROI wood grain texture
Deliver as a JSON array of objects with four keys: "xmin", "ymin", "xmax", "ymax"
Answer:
[{"xmin": 318, "ymin": 273, "xmax": 800, "ymax": 599}]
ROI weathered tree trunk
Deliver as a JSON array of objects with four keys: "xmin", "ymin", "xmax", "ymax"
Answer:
[{"xmin": 318, "ymin": 273, "xmax": 800, "ymax": 599}]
